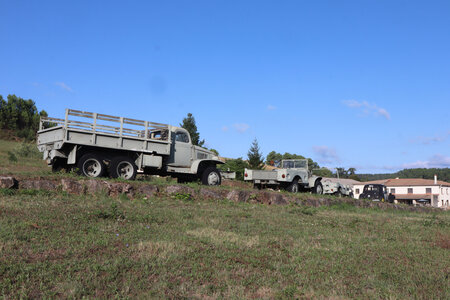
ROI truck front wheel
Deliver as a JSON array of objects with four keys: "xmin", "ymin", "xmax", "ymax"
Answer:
[
  {"xmin": 78, "ymin": 153, "xmax": 106, "ymax": 178},
  {"xmin": 314, "ymin": 181, "xmax": 323, "ymax": 195},
  {"xmin": 110, "ymin": 156, "xmax": 137, "ymax": 180},
  {"xmin": 201, "ymin": 167, "xmax": 221, "ymax": 186}
]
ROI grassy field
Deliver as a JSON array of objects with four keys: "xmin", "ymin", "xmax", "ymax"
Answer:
[
  {"xmin": 1, "ymin": 188, "xmax": 449, "ymax": 298},
  {"xmin": 0, "ymin": 140, "xmax": 50, "ymax": 177},
  {"xmin": 1, "ymin": 139, "xmax": 449, "ymax": 298}
]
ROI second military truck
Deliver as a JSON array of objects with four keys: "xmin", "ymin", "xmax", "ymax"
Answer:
[
  {"xmin": 37, "ymin": 109, "xmax": 224, "ymax": 185},
  {"xmin": 244, "ymin": 159, "xmax": 323, "ymax": 194}
]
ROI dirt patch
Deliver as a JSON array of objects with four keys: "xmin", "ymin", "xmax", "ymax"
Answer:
[
  {"xmin": 434, "ymin": 233, "xmax": 450, "ymax": 249},
  {"xmin": 222, "ymin": 179, "xmax": 252, "ymax": 189}
]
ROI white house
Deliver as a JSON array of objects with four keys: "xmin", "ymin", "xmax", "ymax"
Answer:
[{"xmin": 353, "ymin": 176, "xmax": 450, "ymax": 208}]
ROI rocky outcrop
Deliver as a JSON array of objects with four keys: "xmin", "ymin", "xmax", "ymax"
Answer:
[
  {"xmin": 164, "ymin": 185, "xmax": 195, "ymax": 197},
  {"xmin": 226, "ymin": 190, "xmax": 251, "ymax": 202},
  {"xmin": 61, "ymin": 178, "xmax": 85, "ymax": 194},
  {"xmin": 0, "ymin": 176, "xmax": 438, "ymax": 212},
  {"xmin": 0, "ymin": 176, "xmax": 18, "ymax": 189},
  {"xmin": 136, "ymin": 184, "xmax": 159, "ymax": 198},
  {"xmin": 19, "ymin": 179, "xmax": 58, "ymax": 191}
]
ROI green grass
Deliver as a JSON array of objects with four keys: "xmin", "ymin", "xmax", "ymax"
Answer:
[
  {"xmin": 1, "ymin": 139, "xmax": 449, "ymax": 298},
  {"xmin": 0, "ymin": 189, "xmax": 449, "ymax": 299},
  {"xmin": 0, "ymin": 140, "xmax": 50, "ymax": 176}
]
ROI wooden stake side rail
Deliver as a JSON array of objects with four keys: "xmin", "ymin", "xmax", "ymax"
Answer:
[{"xmin": 40, "ymin": 109, "xmax": 170, "ymax": 141}]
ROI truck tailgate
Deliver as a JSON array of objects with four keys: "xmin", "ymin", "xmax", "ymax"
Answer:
[
  {"xmin": 37, "ymin": 126, "xmax": 64, "ymax": 146},
  {"xmin": 246, "ymin": 169, "xmax": 278, "ymax": 180}
]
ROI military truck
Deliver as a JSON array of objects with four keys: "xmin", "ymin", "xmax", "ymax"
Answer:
[
  {"xmin": 244, "ymin": 159, "xmax": 323, "ymax": 194},
  {"xmin": 37, "ymin": 109, "xmax": 224, "ymax": 185}
]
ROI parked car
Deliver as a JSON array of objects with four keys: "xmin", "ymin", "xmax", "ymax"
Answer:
[{"xmin": 359, "ymin": 184, "xmax": 395, "ymax": 202}]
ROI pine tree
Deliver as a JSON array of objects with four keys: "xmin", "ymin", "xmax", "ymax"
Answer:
[
  {"xmin": 180, "ymin": 113, "xmax": 205, "ymax": 146},
  {"xmin": 247, "ymin": 138, "xmax": 264, "ymax": 169}
]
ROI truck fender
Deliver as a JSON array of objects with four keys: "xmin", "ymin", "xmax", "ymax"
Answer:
[
  {"xmin": 308, "ymin": 176, "xmax": 322, "ymax": 188},
  {"xmin": 67, "ymin": 145, "xmax": 77, "ymax": 165},
  {"xmin": 190, "ymin": 159, "xmax": 224, "ymax": 174}
]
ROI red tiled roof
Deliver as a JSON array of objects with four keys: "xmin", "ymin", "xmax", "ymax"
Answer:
[
  {"xmin": 357, "ymin": 178, "xmax": 450, "ymax": 187},
  {"xmin": 356, "ymin": 179, "xmax": 390, "ymax": 185}
]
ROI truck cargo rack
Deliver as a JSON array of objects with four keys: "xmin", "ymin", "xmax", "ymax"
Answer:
[{"xmin": 39, "ymin": 109, "xmax": 170, "ymax": 141}]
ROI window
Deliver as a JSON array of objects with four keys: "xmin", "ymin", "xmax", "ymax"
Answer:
[
  {"xmin": 390, "ymin": 188, "xmax": 395, "ymax": 193},
  {"xmin": 407, "ymin": 188, "xmax": 413, "ymax": 194},
  {"xmin": 426, "ymin": 188, "xmax": 432, "ymax": 194},
  {"xmin": 356, "ymin": 188, "xmax": 360, "ymax": 194},
  {"xmin": 175, "ymin": 132, "xmax": 189, "ymax": 143},
  {"xmin": 294, "ymin": 160, "xmax": 307, "ymax": 168}
]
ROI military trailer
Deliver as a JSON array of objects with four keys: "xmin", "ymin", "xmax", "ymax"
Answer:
[
  {"xmin": 37, "ymin": 109, "xmax": 224, "ymax": 185},
  {"xmin": 322, "ymin": 179, "xmax": 354, "ymax": 197},
  {"xmin": 244, "ymin": 159, "xmax": 323, "ymax": 194}
]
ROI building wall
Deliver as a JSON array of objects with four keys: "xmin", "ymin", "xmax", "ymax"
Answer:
[
  {"xmin": 352, "ymin": 184, "xmax": 450, "ymax": 208},
  {"xmin": 352, "ymin": 184, "xmax": 366, "ymax": 199},
  {"xmin": 438, "ymin": 186, "xmax": 450, "ymax": 208}
]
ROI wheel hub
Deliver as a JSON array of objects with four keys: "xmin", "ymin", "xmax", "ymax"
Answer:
[{"xmin": 207, "ymin": 172, "xmax": 219, "ymax": 185}]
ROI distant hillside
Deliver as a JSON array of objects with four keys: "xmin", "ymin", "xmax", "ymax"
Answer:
[{"xmin": 358, "ymin": 168, "xmax": 450, "ymax": 183}]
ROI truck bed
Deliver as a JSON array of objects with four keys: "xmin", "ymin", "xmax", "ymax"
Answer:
[{"xmin": 37, "ymin": 109, "xmax": 172, "ymax": 156}]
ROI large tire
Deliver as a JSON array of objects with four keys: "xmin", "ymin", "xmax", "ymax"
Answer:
[
  {"xmin": 335, "ymin": 188, "xmax": 342, "ymax": 198},
  {"xmin": 287, "ymin": 179, "xmax": 299, "ymax": 193},
  {"xmin": 314, "ymin": 181, "xmax": 323, "ymax": 195},
  {"xmin": 78, "ymin": 153, "xmax": 106, "ymax": 178},
  {"xmin": 201, "ymin": 167, "xmax": 221, "ymax": 186},
  {"xmin": 110, "ymin": 156, "xmax": 137, "ymax": 180}
]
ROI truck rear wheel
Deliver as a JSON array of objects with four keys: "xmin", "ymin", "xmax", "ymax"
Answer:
[
  {"xmin": 201, "ymin": 167, "xmax": 221, "ymax": 186},
  {"xmin": 287, "ymin": 179, "xmax": 299, "ymax": 193},
  {"xmin": 78, "ymin": 153, "xmax": 106, "ymax": 178},
  {"xmin": 110, "ymin": 156, "xmax": 137, "ymax": 180},
  {"xmin": 314, "ymin": 181, "xmax": 323, "ymax": 195}
]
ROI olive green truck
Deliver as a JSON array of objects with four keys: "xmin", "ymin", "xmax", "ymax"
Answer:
[{"xmin": 37, "ymin": 109, "xmax": 224, "ymax": 185}]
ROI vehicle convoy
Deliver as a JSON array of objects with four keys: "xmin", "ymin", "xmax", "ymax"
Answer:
[
  {"xmin": 37, "ymin": 109, "xmax": 224, "ymax": 185},
  {"xmin": 244, "ymin": 159, "xmax": 323, "ymax": 194},
  {"xmin": 359, "ymin": 184, "xmax": 395, "ymax": 202}
]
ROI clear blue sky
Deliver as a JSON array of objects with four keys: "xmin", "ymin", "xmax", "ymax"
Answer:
[{"xmin": 1, "ymin": 0, "xmax": 449, "ymax": 173}]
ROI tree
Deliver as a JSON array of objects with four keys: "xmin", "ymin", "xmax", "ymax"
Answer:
[
  {"xmin": 209, "ymin": 148, "xmax": 219, "ymax": 156},
  {"xmin": 313, "ymin": 167, "xmax": 333, "ymax": 177},
  {"xmin": 282, "ymin": 152, "xmax": 305, "ymax": 160},
  {"xmin": 0, "ymin": 94, "xmax": 46, "ymax": 141},
  {"xmin": 247, "ymin": 138, "xmax": 264, "ymax": 169},
  {"xmin": 266, "ymin": 151, "xmax": 283, "ymax": 166},
  {"xmin": 180, "ymin": 113, "xmax": 204, "ymax": 146}
]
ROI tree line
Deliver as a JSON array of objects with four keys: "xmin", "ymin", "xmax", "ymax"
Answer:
[
  {"xmin": 358, "ymin": 168, "xmax": 450, "ymax": 183},
  {"xmin": 0, "ymin": 94, "xmax": 48, "ymax": 141}
]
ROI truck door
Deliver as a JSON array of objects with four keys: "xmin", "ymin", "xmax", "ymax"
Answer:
[{"xmin": 172, "ymin": 130, "xmax": 192, "ymax": 167}]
